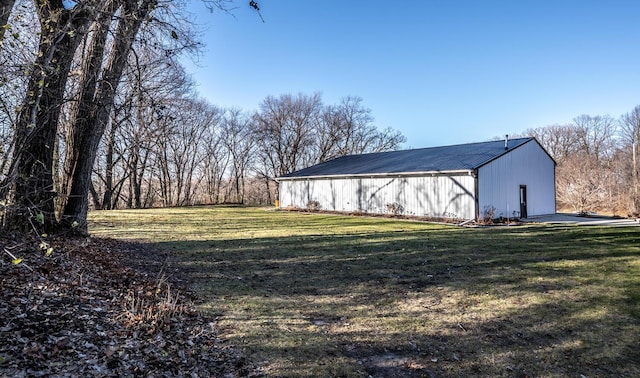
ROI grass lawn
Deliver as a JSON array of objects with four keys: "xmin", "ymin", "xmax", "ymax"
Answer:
[{"xmin": 89, "ymin": 206, "xmax": 640, "ymax": 377}]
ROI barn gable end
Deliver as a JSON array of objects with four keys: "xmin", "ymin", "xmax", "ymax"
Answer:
[{"xmin": 477, "ymin": 138, "xmax": 556, "ymax": 219}]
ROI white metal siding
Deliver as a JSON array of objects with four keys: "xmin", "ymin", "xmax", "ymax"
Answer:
[
  {"xmin": 477, "ymin": 140, "xmax": 555, "ymax": 218},
  {"xmin": 280, "ymin": 174, "xmax": 476, "ymax": 219}
]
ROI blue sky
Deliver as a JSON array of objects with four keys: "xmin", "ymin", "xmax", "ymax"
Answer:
[{"xmin": 183, "ymin": 0, "xmax": 640, "ymax": 148}]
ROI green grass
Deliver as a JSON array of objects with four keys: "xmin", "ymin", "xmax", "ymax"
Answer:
[{"xmin": 90, "ymin": 206, "xmax": 640, "ymax": 377}]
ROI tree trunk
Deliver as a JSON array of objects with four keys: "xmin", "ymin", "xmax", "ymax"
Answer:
[
  {"xmin": 127, "ymin": 150, "xmax": 138, "ymax": 208},
  {"xmin": 264, "ymin": 176, "xmax": 271, "ymax": 205},
  {"xmin": 62, "ymin": 0, "xmax": 155, "ymax": 234},
  {"xmin": 89, "ymin": 181, "xmax": 101, "ymax": 210},
  {"xmin": 634, "ymin": 142, "xmax": 639, "ymax": 213},
  {"xmin": 61, "ymin": 0, "xmax": 117, "ymax": 214},
  {"xmin": 111, "ymin": 173, "xmax": 128, "ymax": 209},
  {"xmin": 3, "ymin": 2, "xmax": 95, "ymax": 232},
  {"xmin": 102, "ymin": 144, "xmax": 114, "ymax": 211}
]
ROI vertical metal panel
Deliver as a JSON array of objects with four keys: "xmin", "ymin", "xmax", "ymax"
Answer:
[
  {"xmin": 279, "ymin": 174, "xmax": 476, "ymax": 219},
  {"xmin": 478, "ymin": 140, "xmax": 555, "ymax": 218}
]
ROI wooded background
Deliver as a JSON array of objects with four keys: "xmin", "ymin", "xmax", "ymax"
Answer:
[{"xmin": 1, "ymin": 0, "xmax": 639, "ymax": 235}]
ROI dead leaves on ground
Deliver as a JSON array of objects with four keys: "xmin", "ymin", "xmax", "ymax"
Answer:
[{"xmin": 0, "ymin": 235, "xmax": 262, "ymax": 377}]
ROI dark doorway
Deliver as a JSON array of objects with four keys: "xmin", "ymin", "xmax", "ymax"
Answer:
[{"xmin": 519, "ymin": 185, "xmax": 528, "ymax": 218}]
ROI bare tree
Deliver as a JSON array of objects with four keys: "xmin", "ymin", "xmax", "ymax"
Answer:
[
  {"xmin": 3, "ymin": 0, "xmax": 106, "ymax": 231},
  {"xmin": 61, "ymin": 0, "xmax": 159, "ymax": 233},
  {"xmin": 314, "ymin": 96, "xmax": 405, "ymax": 162},
  {"xmin": 524, "ymin": 124, "xmax": 582, "ymax": 161},
  {"xmin": 253, "ymin": 93, "xmax": 323, "ymax": 192},
  {"xmin": 620, "ymin": 106, "xmax": 640, "ymax": 146},
  {"xmin": 572, "ymin": 114, "xmax": 617, "ymax": 161},
  {"xmin": 91, "ymin": 99, "xmax": 133, "ymax": 210},
  {"xmin": 0, "ymin": 1, "xmax": 37, "ymax": 177},
  {"xmin": 169, "ymin": 99, "xmax": 211, "ymax": 206},
  {"xmin": 253, "ymin": 93, "xmax": 405, "ymax": 198},
  {"xmin": 0, "ymin": 0, "xmax": 15, "ymax": 43},
  {"xmin": 148, "ymin": 97, "xmax": 221, "ymax": 207},
  {"xmin": 527, "ymin": 112, "xmax": 631, "ymax": 214},
  {"xmin": 220, "ymin": 108, "xmax": 255, "ymax": 203},
  {"xmin": 1, "ymin": 0, "xmax": 261, "ymax": 232},
  {"xmin": 120, "ymin": 44, "xmax": 194, "ymax": 209},
  {"xmin": 330, "ymin": 96, "xmax": 376, "ymax": 156},
  {"xmin": 556, "ymin": 152, "xmax": 611, "ymax": 214},
  {"xmin": 59, "ymin": 0, "xmax": 118, "ymax": 210},
  {"xmin": 314, "ymin": 104, "xmax": 342, "ymax": 163},
  {"xmin": 364, "ymin": 126, "xmax": 406, "ymax": 153},
  {"xmin": 619, "ymin": 105, "xmax": 640, "ymax": 213},
  {"xmin": 199, "ymin": 108, "xmax": 227, "ymax": 205}
]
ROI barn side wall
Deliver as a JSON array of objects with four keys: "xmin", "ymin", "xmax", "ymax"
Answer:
[
  {"xmin": 279, "ymin": 174, "xmax": 476, "ymax": 219},
  {"xmin": 477, "ymin": 140, "xmax": 556, "ymax": 219}
]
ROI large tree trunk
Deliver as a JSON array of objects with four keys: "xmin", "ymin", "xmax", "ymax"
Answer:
[
  {"xmin": 61, "ymin": 0, "xmax": 117, "ymax": 215},
  {"xmin": 62, "ymin": 0, "xmax": 155, "ymax": 234},
  {"xmin": 3, "ymin": 2, "xmax": 96, "ymax": 232}
]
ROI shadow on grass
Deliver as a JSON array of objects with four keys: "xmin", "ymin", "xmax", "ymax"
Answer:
[{"xmin": 146, "ymin": 225, "xmax": 639, "ymax": 377}]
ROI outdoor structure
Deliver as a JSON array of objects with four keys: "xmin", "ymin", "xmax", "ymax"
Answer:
[{"xmin": 277, "ymin": 137, "xmax": 556, "ymax": 221}]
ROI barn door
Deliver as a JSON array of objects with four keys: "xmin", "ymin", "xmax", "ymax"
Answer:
[{"xmin": 519, "ymin": 185, "xmax": 528, "ymax": 218}]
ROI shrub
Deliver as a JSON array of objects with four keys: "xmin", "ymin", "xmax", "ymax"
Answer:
[
  {"xmin": 481, "ymin": 205, "xmax": 497, "ymax": 224},
  {"xmin": 307, "ymin": 200, "xmax": 321, "ymax": 211},
  {"xmin": 385, "ymin": 202, "xmax": 404, "ymax": 216}
]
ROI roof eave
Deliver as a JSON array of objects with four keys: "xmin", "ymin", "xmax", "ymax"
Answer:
[{"xmin": 276, "ymin": 169, "xmax": 475, "ymax": 181}]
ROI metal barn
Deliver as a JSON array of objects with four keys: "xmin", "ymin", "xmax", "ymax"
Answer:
[{"xmin": 277, "ymin": 137, "xmax": 556, "ymax": 221}]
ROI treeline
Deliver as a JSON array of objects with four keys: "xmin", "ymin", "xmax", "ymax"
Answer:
[
  {"xmin": 0, "ymin": 0, "xmax": 404, "ymax": 234},
  {"xmin": 521, "ymin": 107, "xmax": 640, "ymax": 216},
  {"xmin": 89, "ymin": 93, "xmax": 405, "ymax": 210}
]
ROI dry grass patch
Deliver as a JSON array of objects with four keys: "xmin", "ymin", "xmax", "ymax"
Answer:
[{"xmin": 90, "ymin": 206, "xmax": 640, "ymax": 377}]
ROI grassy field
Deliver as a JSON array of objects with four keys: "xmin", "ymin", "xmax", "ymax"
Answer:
[{"xmin": 89, "ymin": 206, "xmax": 640, "ymax": 377}]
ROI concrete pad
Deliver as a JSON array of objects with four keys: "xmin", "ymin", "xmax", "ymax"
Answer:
[{"xmin": 523, "ymin": 213, "xmax": 640, "ymax": 226}]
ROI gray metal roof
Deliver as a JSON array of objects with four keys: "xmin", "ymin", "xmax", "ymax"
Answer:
[{"xmin": 280, "ymin": 137, "xmax": 535, "ymax": 179}]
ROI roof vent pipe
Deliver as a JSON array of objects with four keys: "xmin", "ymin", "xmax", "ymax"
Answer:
[{"xmin": 504, "ymin": 134, "xmax": 509, "ymax": 150}]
